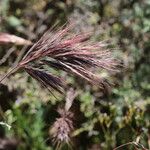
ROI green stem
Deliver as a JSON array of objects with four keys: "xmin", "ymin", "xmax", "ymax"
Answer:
[{"xmin": 0, "ymin": 65, "xmax": 20, "ymax": 83}]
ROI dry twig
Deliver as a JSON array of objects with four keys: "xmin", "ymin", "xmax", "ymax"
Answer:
[{"xmin": 0, "ymin": 33, "xmax": 32, "ymax": 45}]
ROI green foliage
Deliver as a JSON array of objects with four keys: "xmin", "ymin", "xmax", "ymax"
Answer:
[
  {"xmin": 0, "ymin": 0, "xmax": 149, "ymax": 150},
  {"xmin": 5, "ymin": 94, "xmax": 50, "ymax": 150}
]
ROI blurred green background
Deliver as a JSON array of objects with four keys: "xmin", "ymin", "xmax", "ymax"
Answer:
[{"xmin": 0, "ymin": 0, "xmax": 150, "ymax": 150}]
